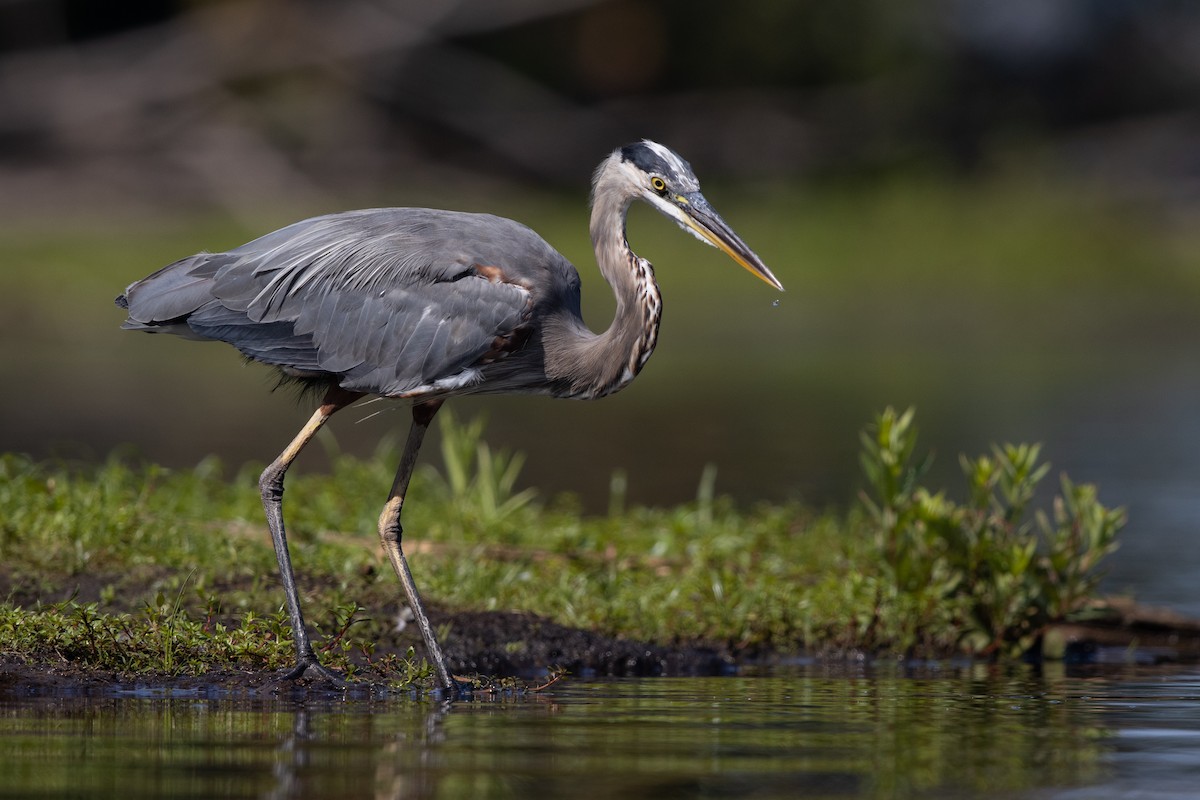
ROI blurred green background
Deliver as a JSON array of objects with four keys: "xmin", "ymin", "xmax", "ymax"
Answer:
[{"xmin": 1, "ymin": 1, "xmax": 1198, "ymax": 610}]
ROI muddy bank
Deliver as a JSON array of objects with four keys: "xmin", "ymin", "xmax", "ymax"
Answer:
[{"xmin": 3, "ymin": 599, "xmax": 1199, "ymax": 699}]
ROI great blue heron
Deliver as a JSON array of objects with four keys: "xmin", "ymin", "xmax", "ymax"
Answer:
[{"xmin": 116, "ymin": 140, "xmax": 783, "ymax": 694}]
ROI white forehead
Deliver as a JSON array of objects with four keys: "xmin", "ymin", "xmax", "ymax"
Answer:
[
  {"xmin": 642, "ymin": 140, "xmax": 693, "ymax": 179},
  {"xmin": 596, "ymin": 140, "xmax": 702, "ymax": 198}
]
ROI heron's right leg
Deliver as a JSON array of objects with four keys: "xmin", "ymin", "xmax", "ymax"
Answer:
[
  {"xmin": 259, "ymin": 386, "xmax": 361, "ymax": 683},
  {"xmin": 377, "ymin": 400, "xmax": 460, "ymax": 695}
]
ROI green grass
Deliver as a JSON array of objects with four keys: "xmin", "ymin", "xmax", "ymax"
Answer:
[{"xmin": 0, "ymin": 408, "xmax": 1123, "ymax": 688}]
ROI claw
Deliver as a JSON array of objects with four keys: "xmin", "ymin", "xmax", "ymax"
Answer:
[{"xmin": 275, "ymin": 653, "xmax": 347, "ymax": 688}]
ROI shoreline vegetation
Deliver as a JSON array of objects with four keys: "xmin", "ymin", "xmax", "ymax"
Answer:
[{"xmin": 1, "ymin": 408, "xmax": 1193, "ymax": 694}]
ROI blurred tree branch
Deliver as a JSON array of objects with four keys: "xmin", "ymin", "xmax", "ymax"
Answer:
[
  {"xmin": 0, "ymin": 0, "xmax": 1197, "ymax": 223},
  {"xmin": 0, "ymin": 0, "xmax": 624, "ymax": 220}
]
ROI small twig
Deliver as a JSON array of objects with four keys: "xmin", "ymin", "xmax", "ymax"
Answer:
[
  {"xmin": 319, "ymin": 604, "xmax": 367, "ymax": 654},
  {"xmin": 526, "ymin": 670, "xmax": 565, "ymax": 692}
]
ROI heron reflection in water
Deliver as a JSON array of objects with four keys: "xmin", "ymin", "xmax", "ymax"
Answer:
[{"xmin": 117, "ymin": 141, "xmax": 783, "ymax": 695}]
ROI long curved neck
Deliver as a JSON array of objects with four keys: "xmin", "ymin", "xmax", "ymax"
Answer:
[
  {"xmin": 544, "ymin": 157, "xmax": 663, "ymax": 399},
  {"xmin": 589, "ymin": 171, "xmax": 664, "ymax": 379}
]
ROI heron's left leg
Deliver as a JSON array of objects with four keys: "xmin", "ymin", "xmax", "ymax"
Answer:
[
  {"xmin": 260, "ymin": 385, "xmax": 362, "ymax": 684},
  {"xmin": 377, "ymin": 399, "xmax": 458, "ymax": 695}
]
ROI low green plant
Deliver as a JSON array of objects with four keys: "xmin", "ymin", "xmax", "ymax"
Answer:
[
  {"xmin": 0, "ymin": 599, "xmax": 296, "ymax": 675},
  {"xmin": 859, "ymin": 407, "xmax": 1124, "ymax": 657},
  {"xmin": 0, "ymin": 596, "xmax": 429, "ymax": 685}
]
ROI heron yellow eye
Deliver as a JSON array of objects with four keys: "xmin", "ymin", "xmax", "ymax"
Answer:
[{"xmin": 650, "ymin": 176, "xmax": 667, "ymax": 194}]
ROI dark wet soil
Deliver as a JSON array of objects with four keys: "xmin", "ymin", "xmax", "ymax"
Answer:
[{"xmin": 439, "ymin": 608, "xmax": 738, "ymax": 678}]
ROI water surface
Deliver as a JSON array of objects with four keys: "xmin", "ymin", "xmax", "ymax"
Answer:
[{"xmin": 3, "ymin": 664, "xmax": 1198, "ymax": 799}]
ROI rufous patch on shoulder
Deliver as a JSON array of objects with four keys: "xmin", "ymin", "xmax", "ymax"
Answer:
[
  {"xmin": 473, "ymin": 262, "xmax": 536, "ymax": 293},
  {"xmin": 474, "ymin": 264, "xmax": 506, "ymax": 283}
]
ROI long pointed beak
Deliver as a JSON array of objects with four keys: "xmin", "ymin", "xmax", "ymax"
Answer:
[{"xmin": 681, "ymin": 193, "xmax": 783, "ymax": 291}]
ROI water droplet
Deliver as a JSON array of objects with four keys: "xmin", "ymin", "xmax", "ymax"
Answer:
[{"xmin": 771, "ymin": 299, "xmax": 780, "ymax": 308}]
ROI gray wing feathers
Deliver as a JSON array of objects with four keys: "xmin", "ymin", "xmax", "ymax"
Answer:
[
  {"xmin": 117, "ymin": 254, "xmax": 227, "ymax": 338},
  {"xmin": 187, "ymin": 303, "xmax": 324, "ymax": 372},
  {"xmin": 118, "ymin": 208, "xmax": 555, "ymax": 396}
]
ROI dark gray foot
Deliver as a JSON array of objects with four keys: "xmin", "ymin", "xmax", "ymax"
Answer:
[
  {"xmin": 433, "ymin": 676, "xmax": 475, "ymax": 700},
  {"xmin": 276, "ymin": 653, "xmax": 346, "ymax": 687}
]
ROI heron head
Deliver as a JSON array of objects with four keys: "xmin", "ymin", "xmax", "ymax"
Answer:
[{"xmin": 615, "ymin": 140, "xmax": 783, "ymax": 291}]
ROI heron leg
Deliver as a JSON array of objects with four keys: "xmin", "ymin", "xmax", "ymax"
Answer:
[
  {"xmin": 259, "ymin": 385, "xmax": 361, "ymax": 685},
  {"xmin": 377, "ymin": 399, "xmax": 460, "ymax": 695}
]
